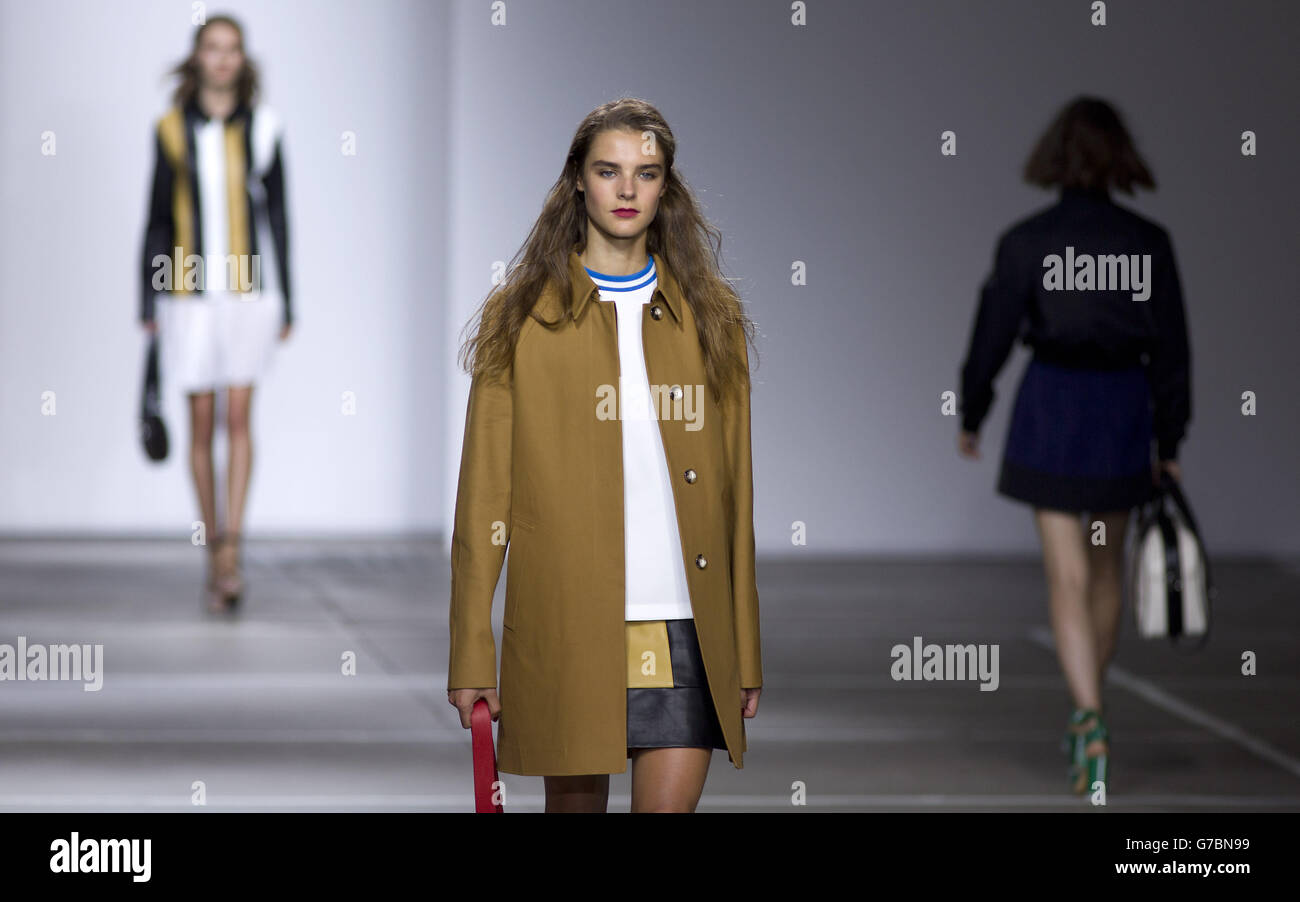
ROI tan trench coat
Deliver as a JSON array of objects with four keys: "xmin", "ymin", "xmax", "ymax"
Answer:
[{"xmin": 447, "ymin": 248, "xmax": 762, "ymax": 776}]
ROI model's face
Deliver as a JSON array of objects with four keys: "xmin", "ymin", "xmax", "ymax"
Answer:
[
  {"xmin": 577, "ymin": 128, "xmax": 667, "ymax": 242},
  {"xmin": 196, "ymin": 23, "xmax": 243, "ymax": 90}
]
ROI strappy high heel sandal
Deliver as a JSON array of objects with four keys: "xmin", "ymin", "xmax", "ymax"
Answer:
[
  {"xmin": 1061, "ymin": 708, "xmax": 1089, "ymax": 784},
  {"xmin": 1066, "ymin": 708, "xmax": 1109, "ymax": 796},
  {"xmin": 205, "ymin": 533, "xmax": 231, "ymax": 614},
  {"xmin": 214, "ymin": 531, "xmax": 244, "ymax": 611}
]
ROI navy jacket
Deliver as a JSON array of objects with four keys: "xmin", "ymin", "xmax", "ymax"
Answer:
[{"xmin": 959, "ymin": 186, "xmax": 1191, "ymax": 460}]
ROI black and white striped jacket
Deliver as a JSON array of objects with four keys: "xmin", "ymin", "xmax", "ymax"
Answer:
[{"xmin": 140, "ymin": 95, "xmax": 291, "ymax": 325}]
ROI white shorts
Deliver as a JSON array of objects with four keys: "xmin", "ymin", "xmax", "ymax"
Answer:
[{"xmin": 157, "ymin": 291, "xmax": 283, "ymax": 394}]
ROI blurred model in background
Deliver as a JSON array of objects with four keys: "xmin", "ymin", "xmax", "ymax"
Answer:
[
  {"xmin": 958, "ymin": 96, "xmax": 1191, "ymax": 796},
  {"xmin": 140, "ymin": 14, "xmax": 292, "ymax": 613}
]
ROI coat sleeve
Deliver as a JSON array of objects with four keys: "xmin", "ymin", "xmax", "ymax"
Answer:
[
  {"xmin": 447, "ymin": 359, "xmax": 514, "ymax": 691},
  {"xmin": 262, "ymin": 136, "xmax": 292, "ymax": 327},
  {"xmin": 959, "ymin": 232, "xmax": 1031, "ymax": 433},
  {"xmin": 1147, "ymin": 229, "xmax": 1191, "ymax": 461},
  {"xmin": 723, "ymin": 326, "xmax": 762, "ymax": 690},
  {"xmin": 140, "ymin": 128, "xmax": 174, "ymax": 325}
]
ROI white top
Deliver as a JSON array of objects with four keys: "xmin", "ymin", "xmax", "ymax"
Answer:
[
  {"xmin": 586, "ymin": 256, "xmax": 695, "ymax": 622},
  {"xmin": 195, "ymin": 117, "xmax": 231, "ymax": 291},
  {"xmin": 191, "ymin": 105, "xmax": 284, "ymax": 299}
]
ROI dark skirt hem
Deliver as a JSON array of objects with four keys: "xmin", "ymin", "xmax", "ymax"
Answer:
[
  {"xmin": 627, "ymin": 686, "xmax": 727, "ymax": 752},
  {"xmin": 998, "ymin": 457, "xmax": 1155, "ymax": 512}
]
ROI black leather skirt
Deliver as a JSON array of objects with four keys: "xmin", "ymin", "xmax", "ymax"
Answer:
[{"xmin": 626, "ymin": 618, "xmax": 728, "ymax": 753}]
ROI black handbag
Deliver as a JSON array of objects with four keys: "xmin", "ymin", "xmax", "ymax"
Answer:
[
  {"xmin": 140, "ymin": 334, "xmax": 169, "ymax": 462},
  {"xmin": 1127, "ymin": 469, "xmax": 1215, "ymax": 650}
]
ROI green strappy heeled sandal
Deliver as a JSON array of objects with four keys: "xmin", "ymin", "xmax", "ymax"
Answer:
[
  {"xmin": 1065, "ymin": 708, "xmax": 1109, "ymax": 795},
  {"xmin": 1061, "ymin": 708, "xmax": 1089, "ymax": 784}
]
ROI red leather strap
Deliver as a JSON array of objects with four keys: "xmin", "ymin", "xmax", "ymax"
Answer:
[{"xmin": 471, "ymin": 698, "xmax": 503, "ymax": 813}]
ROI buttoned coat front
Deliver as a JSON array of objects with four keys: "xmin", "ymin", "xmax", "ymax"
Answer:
[{"xmin": 447, "ymin": 248, "xmax": 762, "ymax": 776}]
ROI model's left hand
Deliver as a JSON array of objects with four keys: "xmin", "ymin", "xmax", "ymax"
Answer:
[
  {"xmin": 280, "ymin": 323, "xmax": 292, "ymax": 341},
  {"xmin": 741, "ymin": 687, "xmax": 761, "ymax": 718}
]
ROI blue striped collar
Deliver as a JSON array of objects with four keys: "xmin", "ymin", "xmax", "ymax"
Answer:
[
  {"xmin": 526, "ymin": 249, "xmax": 684, "ymax": 326},
  {"xmin": 584, "ymin": 255, "xmax": 656, "ymax": 293}
]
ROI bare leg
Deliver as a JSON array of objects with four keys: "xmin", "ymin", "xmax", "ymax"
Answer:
[
  {"xmin": 543, "ymin": 774, "xmax": 609, "ymax": 812},
  {"xmin": 187, "ymin": 392, "xmax": 217, "ymax": 541},
  {"xmin": 209, "ymin": 385, "xmax": 254, "ymax": 603},
  {"xmin": 1034, "ymin": 509, "xmax": 1100, "ymax": 711},
  {"xmin": 225, "ymin": 385, "xmax": 254, "ymax": 534},
  {"xmin": 629, "ymin": 747, "xmax": 713, "ymax": 812},
  {"xmin": 1085, "ymin": 509, "xmax": 1130, "ymax": 681}
]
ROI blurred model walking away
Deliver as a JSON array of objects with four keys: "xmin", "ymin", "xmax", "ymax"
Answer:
[{"xmin": 958, "ymin": 96, "xmax": 1192, "ymax": 796}]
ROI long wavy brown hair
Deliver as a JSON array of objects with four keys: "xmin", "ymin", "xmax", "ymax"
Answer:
[
  {"xmin": 168, "ymin": 14, "xmax": 260, "ymax": 109},
  {"xmin": 1023, "ymin": 96, "xmax": 1155, "ymax": 194},
  {"xmin": 458, "ymin": 98, "xmax": 758, "ymax": 406}
]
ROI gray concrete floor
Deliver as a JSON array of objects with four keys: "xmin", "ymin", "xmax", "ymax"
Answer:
[{"xmin": 1, "ymin": 538, "xmax": 1297, "ymax": 812}]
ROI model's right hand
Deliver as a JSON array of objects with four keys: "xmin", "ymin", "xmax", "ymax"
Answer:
[
  {"xmin": 142, "ymin": 319, "xmax": 157, "ymax": 334},
  {"xmin": 1153, "ymin": 459, "xmax": 1182, "ymax": 484},
  {"xmin": 448, "ymin": 687, "xmax": 501, "ymax": 727}
]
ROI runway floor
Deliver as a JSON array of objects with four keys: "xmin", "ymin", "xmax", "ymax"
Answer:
[{"xmin": 1, "ymin": 538, "xmax": 1297, "ymax": 812}]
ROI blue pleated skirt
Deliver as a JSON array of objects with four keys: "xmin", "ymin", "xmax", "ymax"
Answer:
[{"xmin": 997, "ymin": 357, "xmax": 1156, "ymax": 513}]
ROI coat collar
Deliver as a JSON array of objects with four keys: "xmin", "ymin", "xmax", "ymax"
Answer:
[
  {"xmin": 533, "ymin": 248, "xmax": 684, "ymax": 326},
  {"xmin": 1059, "ymin": 184, "xmax": 1111, "ymax": 204}
]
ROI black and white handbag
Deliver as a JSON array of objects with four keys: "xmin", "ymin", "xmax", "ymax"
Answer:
[{"xmin": 1127, "ymin": 469, "xmax": 1215, "ymax": 649}]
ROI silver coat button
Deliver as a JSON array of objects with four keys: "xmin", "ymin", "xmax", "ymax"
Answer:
[
  {"xmin": 684, "ymin": 468, "xmax": 697, "ymax": 484},
  {"xmin": 695, "ymin": 554, "xmax": 707, "ymax": 569},
  {"xmin": 650, "ymin": 304, "xmax": 663, "ymax": 320},
  {"xmin": 669, "ymin": 386, "xmax": 682, "ymax": 401}
]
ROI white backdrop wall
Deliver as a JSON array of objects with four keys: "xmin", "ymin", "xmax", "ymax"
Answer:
[
  {"xmin": 3, "ymin": 1, "xmax": 1297, "ymax": 555},
  {"xmin": 0, "ymin": 0, "xmax": 447, "ymax": 536}
]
